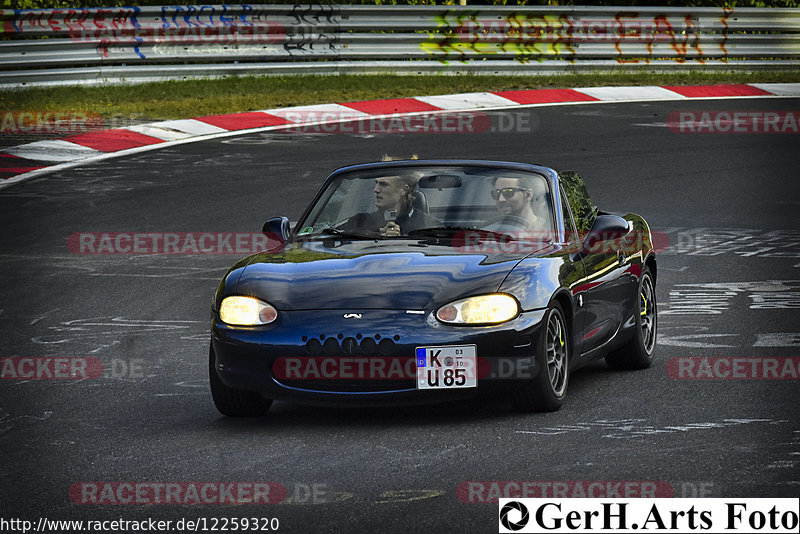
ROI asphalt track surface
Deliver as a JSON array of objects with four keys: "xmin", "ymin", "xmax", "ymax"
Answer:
[{"xmin": 1, "ymin": 98, "xmax": 798, "ymax": 532}]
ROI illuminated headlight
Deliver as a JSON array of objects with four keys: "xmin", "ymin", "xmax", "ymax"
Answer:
[
  {"xmin": 436, "ymin": 294, "xmax": 519, "ymax": 325},
  {"xmin": 219, "ymin": 296, "xmax": 278, "ymax": 326}
]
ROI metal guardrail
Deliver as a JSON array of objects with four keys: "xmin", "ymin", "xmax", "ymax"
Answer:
[{"xmin": 1, "ymin": 4, "xmax": 799, "ymax": 87}]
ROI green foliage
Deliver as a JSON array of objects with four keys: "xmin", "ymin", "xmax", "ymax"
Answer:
[
  {"xmin": 2, "ymin": 71, "xmax": 798, "ymax": 123},
  {"xmin": 559, "ymin": 170, "xmax": 597, "ymax": 234}
]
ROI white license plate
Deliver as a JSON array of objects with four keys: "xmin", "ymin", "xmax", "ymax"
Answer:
[{"xmin": 415, "ymin": 345, "xmax": 477, "ymax": 390}]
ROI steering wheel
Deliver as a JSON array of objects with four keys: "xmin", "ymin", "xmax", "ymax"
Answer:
[{"xmin": 482, "ymin": 215, "xmax": 532, "ymax": 231}]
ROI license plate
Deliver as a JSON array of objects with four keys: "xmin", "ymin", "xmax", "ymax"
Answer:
[{"xmin": 415, "ymin": 345, "xmax": 477, "ymax": 390}]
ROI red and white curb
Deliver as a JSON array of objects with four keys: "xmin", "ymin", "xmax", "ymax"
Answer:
[{"xmin": 1, "ymin": 83, "xmax": 797, "ymax": 190}]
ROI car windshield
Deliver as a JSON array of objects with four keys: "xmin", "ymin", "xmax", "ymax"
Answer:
[{"xmin": 295, "ymin": 165, "xmax": 555, "ymax": 240}]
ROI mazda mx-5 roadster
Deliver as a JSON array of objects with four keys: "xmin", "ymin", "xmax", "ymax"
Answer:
[{"xmin": 209, "ymin": 160, "xmax": 657, "ymax": 416}]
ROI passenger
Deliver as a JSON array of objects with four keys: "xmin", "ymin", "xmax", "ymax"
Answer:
[
  {"xmin": 343, "ymin": 173, "xmax": 440, "ymax": 236},
  {"xmin": 488, "ymin": 176, "xmax": 546, "ymax": 231}
]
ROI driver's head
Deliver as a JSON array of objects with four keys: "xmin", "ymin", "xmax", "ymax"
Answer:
[
  {"xmin": 492, "ymin": 177, "xmax": 534, "ymax": 217},
  {"xmin": 374, "ymin": 175, "xmax": 407, "ymax": 212},
  {"xmin": 374, "ymin": 173, "xmax": 422, "ymax": 213}
]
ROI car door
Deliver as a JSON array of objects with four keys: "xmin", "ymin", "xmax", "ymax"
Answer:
[
  {"xmin": 559, "ymin": 172, "xmax": 628, "ymax": 355},
  {"xmin": 555, "ymin": 183, "xmax": 588, "ymax": 357}
]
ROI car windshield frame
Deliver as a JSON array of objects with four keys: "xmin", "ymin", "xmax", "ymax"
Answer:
[{"xmin": 293, "ymin": 163, "xmax": 557, "ymax": 242}]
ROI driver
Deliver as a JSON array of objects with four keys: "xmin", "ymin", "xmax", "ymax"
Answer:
[
  {"xmin": 489, "ymin": 176, "xmax": 544, "ymax": 230},
  {"xmin": 343, "ymin": 173, "xmax": 440, "ymax": 236}
]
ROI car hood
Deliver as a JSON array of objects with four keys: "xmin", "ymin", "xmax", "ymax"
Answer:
[{"xmin": 232, "ymin": 239, "xmax": 537, "ymax": 311}]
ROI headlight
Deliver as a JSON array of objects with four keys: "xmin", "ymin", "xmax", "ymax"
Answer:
[
  {"xmin": 219, "ymin": 296, "xmax": 278, "ymax": 326},
  {"xmin": 436, "ymin": 294, "xmax": 519, "ymax": 325}
]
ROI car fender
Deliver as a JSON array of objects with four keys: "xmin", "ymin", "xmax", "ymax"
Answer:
[
  {"xmin": 498, "ymin": 256, "xmax": 574, "ymax": 312},
  {"xmin": 212, "ymin": 258, "xmax": 252, "ymax": 312}
]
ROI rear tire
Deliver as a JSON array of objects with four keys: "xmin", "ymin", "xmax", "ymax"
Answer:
[
  {"xmin": 605, "ymin": 267, "xmax": 657, "ymax": 370},
  {"xmin": 512, "ymin": 302, "xmax": 569, "ymax": 413},
  {"xmin": 209, "ymin": 343, "xmax": 272, "ymax": 417}
]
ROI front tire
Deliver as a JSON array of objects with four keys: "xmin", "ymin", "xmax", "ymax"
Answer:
[
  {"xmin": 512, "ymin": 302, "xmax": 569, "ymax": 412},
  {"xmin": 209, "ymin": 343, "xmax": 272, "ymax": 417},
  {"xmin": 605, "ymin": 267, "xmax": 657, "ymax": 370}
]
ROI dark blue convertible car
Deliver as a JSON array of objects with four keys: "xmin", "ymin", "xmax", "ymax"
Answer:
[{"xmin": 210, "ymin": 160, "xmax": 657, "ymax": 416}]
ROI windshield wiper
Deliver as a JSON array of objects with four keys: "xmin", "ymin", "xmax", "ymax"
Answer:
[
  {"xmin": 299, "ymin": 227, "xmax": 376, "ymax": 240},
  {"xmin": 410, "ymin": 226, "xmax": 552, "ymax": 242},
  {"xmin": 408, "ymin": 226, "xmax": 516, "ymax": 240}
]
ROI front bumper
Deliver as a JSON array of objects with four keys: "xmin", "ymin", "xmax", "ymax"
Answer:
[{"xmin": 211, "ymin": 308, "xmax": 546, "ymax": 407}]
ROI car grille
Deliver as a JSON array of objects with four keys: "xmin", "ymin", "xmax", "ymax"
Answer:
[
  {"xmin": 277, "ymin": 334, "xmax": 415, "ymax": 393},
  {"xmin": 303, "ymin": 334, "xmax": 398, "ymax": 356}
]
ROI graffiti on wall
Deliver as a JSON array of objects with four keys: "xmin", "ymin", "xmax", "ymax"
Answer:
[
  {"xmin": 1, "ymin": 5, "xmax": 342, "ymax": 60},
  {"xmin": 421, "ymin": 9, "xmax": 734, "ymax": 64}
]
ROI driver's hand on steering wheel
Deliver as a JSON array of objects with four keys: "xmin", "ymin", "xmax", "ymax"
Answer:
[{"xmin": 380, "ymin": 222, "xmax": 401, "ymax": 237}]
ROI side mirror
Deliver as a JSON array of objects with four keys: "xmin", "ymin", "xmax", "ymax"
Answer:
[
  {"xmin": 582, "ymin": 214, "xmax": 630, "ymax": 253},
  {"xmin": 262, "ymin": 216, "xmax": 290, "ymax": 247}
]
